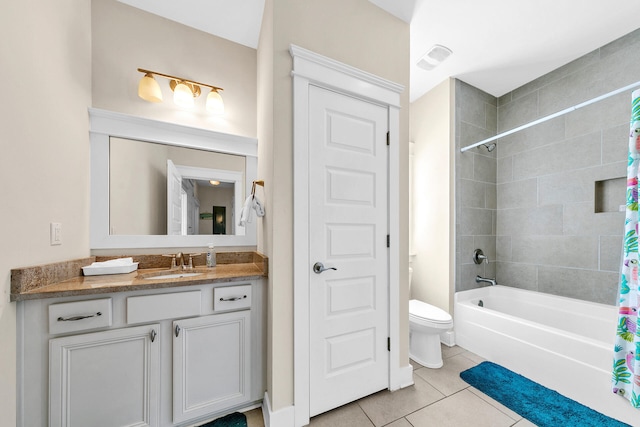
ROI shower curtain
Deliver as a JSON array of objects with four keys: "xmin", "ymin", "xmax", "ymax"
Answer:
[{"xmin": 613, "ymin": 89, "xmax": 640, "ymax": 407}]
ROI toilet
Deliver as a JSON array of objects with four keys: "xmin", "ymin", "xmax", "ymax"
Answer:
[{"xmin": 409, "ymin": 267, "xmax": 453, "ymax": 369}]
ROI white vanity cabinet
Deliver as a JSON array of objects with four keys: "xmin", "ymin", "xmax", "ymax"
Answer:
[
  {"xmin": 17, "ymin": 279, "xmax": 265, "ymax": 427},
  {"xmin": 49, "ymin": 324, "xmax": 161, "ymax": 427},
  {"xmin": 173, "ymin": 311, "xmax": 251, "ymax": 423}
]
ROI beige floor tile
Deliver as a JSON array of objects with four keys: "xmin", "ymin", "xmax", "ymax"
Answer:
[
  {"xmin": 244, "ymin": 408, "xmax": 265, "ymax": 427},
  {"xmin": 382, "ymin": 418, "xmax": 413, "ymax": 427},
  {"xmin": 459, "ymin": 350, "xmax": 485, "ymax": 364},
  {"xmin": 513, "ymin": 419, "xmax": 538, "ymax": 426},
  {"xmin": 357, "ymin": 374, "xmax": 445, "ymax": 427},
  {"xmin": 409, "ymin": 358, "xmax": 423, "ymax": 370},
  {"xmin": 310, "ymin": 402, "xmax": 374, "ymax": 427},
  {"xmin": 406, "ymin": 389, "xmax": 514, "ymax": 427},
  {"xmin": 441, "ymin": 344, "xmax": 466, "ymax": 359},
  {"xmin": 413, "ymin": 353, "xmax": 479, "ymax": 396},
  {"xmin": 467, "ymin": 386, "xmax": 521, "ymax": 421}
]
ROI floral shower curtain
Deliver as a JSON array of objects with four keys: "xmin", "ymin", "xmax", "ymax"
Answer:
[{"xmin": 613, "ymin": 89, "xmax": 640, "ymax": 407}]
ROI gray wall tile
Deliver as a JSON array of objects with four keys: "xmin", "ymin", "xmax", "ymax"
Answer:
[
  {"xmin": 497, "ymin": 116, "xmax": 565, "ymax": 159},
  {"xmin": 511, "ymin": 236, "xmax": 598, "ymax": 269},
  {"xmin": 497, "ymin": 178, "xmax": 537, "ymax": 210},
  {"xmin": 600, "ymin": 235, "xmax": 623, "ymax": 272},
  {"xmin": 458, "ymin": 207, "xmax": 493, "ymax": 236},
  {"xmin": 603, "ymin": 123, "xmax": 630, "ymax": 165},
  {"xmin": 497, "ymin": 205, "xmax": 563, "ymax": 236},
  {"xmin": 495, "ymin": 262, "xmax": 538, "ymax": 291},
  {"xmin": 563, "ymin": 203, "xmax": 625, "ymax": 236},
  {"xmin": 497, "ymin": 156, "xmax": 513, "ymax": 184},
  {"xmin": 474, "ymin": 154, "xmax": 497, "ymax": 183},
  {"xmin": 498, "ymin": 91, "xmax": 538, "ymax": 132},
  {"xmin": 496, "ymin": 236, "xmax": 512, "ymax": 261},
  {"xmin": 459, "ymin": 179, "xmax": 486, "ymax": 208},
  {"xmin": 512, "ymin": 131, "xmax": 601, "ymax": 181}
]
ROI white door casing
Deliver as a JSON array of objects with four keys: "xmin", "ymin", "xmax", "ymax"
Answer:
[
  {"xmin": 291, "ymin": 44, "xmax": 404, "ymax": 427},
  {"xmin": 308, "ymin": 86, "xmax": 389, "ymax": 416}
]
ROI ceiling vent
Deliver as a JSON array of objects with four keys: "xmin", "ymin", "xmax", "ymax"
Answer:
[{"xmin": 417, "ymin": 45, "xmax": 453, "ymax": 71}]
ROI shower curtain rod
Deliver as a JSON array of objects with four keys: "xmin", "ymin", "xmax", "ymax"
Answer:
[{"xmin": 460, "ymin": 80, "xmax": 640, "ymax": 153}]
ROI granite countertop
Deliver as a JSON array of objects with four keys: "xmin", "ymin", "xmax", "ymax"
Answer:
[{"xmin": 11, "ymin": 252, "xmax": 268, "ymax": 302}]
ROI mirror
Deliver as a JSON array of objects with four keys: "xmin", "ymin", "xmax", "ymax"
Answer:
[
  {"xmin": 90, "ymin": 108, "xmax": 258, "ymax": 249},
  {"xmin": 109, "ymin": 138, "xmax": 244, "ymax": 236}
]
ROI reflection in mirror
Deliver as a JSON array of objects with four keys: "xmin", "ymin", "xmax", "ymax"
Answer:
[{"xmin": 109, "ymin": 137, "xmax": 244, "ymax": 236}]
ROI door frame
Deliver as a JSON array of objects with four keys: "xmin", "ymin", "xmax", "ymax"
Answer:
[{"xmin": 291, "ymin": 44, "xmax": 403, "ymax": 427}]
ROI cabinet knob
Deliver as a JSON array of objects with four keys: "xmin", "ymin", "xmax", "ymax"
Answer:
[
  {"xmin": 175, "ymin": 324, "xmax": 181, "ymax": 337},
  {"xmin": 150, "ymin": 329, "xmax": 157, "ymax": 343}
]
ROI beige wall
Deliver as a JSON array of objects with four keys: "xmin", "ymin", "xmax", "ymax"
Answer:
[
  {"xmin": 256, "ymin": 0, "xmax": 275, "ymax": 403},
  {"xmin": 0, "ymin": 0, "xmax": 92, "ymax": 424},
  {"xmin": 410, "ymin": 79, "xmax": 456, "ymax": 313},
  {"xmin": 259, "ymin": 0, "xmax": 410, "ymax": 411},
  {"xmin": 91, "ymin": 0, "xmax": 257, "ymax": 138}
]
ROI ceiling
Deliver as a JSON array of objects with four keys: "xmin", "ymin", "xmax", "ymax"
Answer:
[{"xmin": 119, "ymin": 0, "xmax": 640, "ymax": 102}]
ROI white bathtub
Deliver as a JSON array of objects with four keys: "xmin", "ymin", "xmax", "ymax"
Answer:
[{"xmin": 454, "ymin": 285, "xmax": 638, "ymax": 426}]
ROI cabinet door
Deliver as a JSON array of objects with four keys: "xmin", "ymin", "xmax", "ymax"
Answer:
[
  {"xmin": 173, "ymin": 311, "xmax": 251, "ymax": 423},
  {"xmin": 49, "ymin": 324, "xmax": 160, "ymax": 427}
]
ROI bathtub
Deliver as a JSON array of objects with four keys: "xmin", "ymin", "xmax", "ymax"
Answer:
[{"xmin": 455, "ymin": 285, "xmax": 638, "ymax": 426}]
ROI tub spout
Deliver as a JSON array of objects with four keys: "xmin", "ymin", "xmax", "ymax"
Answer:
[{"xmin": 476, "ymin": 275, "xmax": 497, "ymax": 286}]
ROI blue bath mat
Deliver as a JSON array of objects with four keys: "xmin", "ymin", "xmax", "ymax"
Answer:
[
  {"xmin": 460, "ymin": 361, "xmax": 630, "ymax": 427},
  {"xmin": 197, "ymin": 412, "xmax": 247, "ymax": 427}
]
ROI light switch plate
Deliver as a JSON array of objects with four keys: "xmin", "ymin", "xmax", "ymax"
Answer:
[{"xmin": 50, "ymin": 222, "xmax": 62, "ymax": 245}]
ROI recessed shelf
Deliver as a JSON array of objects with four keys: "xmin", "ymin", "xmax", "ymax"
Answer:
[{"xmin": 594, "ymin": 177, "xmax": 625, "ymax": 213}]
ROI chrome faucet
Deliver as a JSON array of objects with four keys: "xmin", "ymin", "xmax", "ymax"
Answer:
[{"xmin": 476, "ymin": 275, "xmax": 497, "ymax": 286}]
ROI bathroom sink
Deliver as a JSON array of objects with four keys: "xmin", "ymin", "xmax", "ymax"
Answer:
[{"xmin": 141, "ymin": 270, "xmax": 207, "ymax": 280}]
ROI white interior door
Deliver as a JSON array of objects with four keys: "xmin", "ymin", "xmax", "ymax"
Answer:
[
  {"xmin": 167, "ymin": 159, "xmax": 183, "ymax": 235},
  {"xmin": 308, "ymin": 85, "xmax": 389, "ymax": 417}
]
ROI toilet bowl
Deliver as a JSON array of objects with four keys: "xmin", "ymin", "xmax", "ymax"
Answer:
[
  {"xmin": 409, "ymin": 299, "xmax": 453, "ymax": 368},
  {"xmin": 408, "ymin": 268, "xmax": 453, "ymax": 369}
]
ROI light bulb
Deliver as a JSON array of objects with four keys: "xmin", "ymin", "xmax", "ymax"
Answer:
[
  {"xmin": 209, "ymin": 180, "xmax": 220, "ymax": 186},
  {"xmin": 173, "ymin": 81, "xmax": 194, "ymax": 108},
  {"xmin": 206, "ymin": 90, "xmax": 225, "ymax": 115},
  {"xmin": 138, "ymin": 73, "xmax": 163, "ymax": 103}
]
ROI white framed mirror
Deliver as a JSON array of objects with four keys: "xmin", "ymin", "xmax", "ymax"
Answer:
[{"xmin": 89, "ymin": 108, "xmax": 258, "ymax": 249}]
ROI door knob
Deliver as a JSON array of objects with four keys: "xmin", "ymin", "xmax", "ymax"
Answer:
[{"xmin": 313, "ymin": 262, "xmax": 337, "ymax": 274}]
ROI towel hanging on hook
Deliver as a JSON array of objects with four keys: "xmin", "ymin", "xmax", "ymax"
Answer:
[{"xmin": 240, "ymin": 180, "xmax": 265, "ymax": 226}]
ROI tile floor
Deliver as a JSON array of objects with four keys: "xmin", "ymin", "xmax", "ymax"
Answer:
[{"xmin": 244, "ymin": 345, "xmax": 537, "ymax": 427}]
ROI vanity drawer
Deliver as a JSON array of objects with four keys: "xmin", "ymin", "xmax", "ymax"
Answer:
[
  {"xmin": 213, "ymin": 285, "xmax": 251, "ymax": 312},
  {"xmin": 49, "ymin": 298, "xmax": 112, "ymax": 335},
  {"xmin": 127, "ymin": 291, "xmax": 201, "ymax": 324}
]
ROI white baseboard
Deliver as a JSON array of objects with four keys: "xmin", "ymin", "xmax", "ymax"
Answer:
[
  {"xmin": 262, "ymin": 392, "xmax": 295, "ymax": 427},
  {"xmin": 440, "ymin": 330, "xmax": 455, "ymax": 347},
  {"xmin": 398, "ymin": 364, "xmax": 414, "ymax": 389}
]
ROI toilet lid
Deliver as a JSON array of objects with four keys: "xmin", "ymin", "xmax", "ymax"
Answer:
[{"xmin": 409, "ymin": 299, "xmax": 452, "ymax": 323}]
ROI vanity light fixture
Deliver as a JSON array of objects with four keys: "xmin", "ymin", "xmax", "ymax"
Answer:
[{"xmin": 137, "ymin": 68, "xmax": 224, "ymax": 115}]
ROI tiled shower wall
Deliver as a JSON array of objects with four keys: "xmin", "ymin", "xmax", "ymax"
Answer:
[
  {"xmin": 455, "ymin": 29, "xmax": 640, "ymax": 305},
  {"xmin": 455, "ymin": 80, "xmax": 498, "ymax": 292}
]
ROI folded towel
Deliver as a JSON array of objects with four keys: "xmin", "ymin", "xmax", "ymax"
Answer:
[
  {"xmin": 89, "ymin": 257, "xmax": 134, "ymax": 267},
  {"xmin": 238, "ymin": 195, "xmax": 265, "ymax": 226}
]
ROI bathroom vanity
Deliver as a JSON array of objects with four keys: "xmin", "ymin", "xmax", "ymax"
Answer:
[{"xmin": 13, "ymin": 253, "xmax": 266, "ymax": 427}]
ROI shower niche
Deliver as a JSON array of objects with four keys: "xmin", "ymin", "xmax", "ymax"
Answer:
[{"xmin": 594, "ymin": 176, "xmax": 626, "ymax": 213}]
